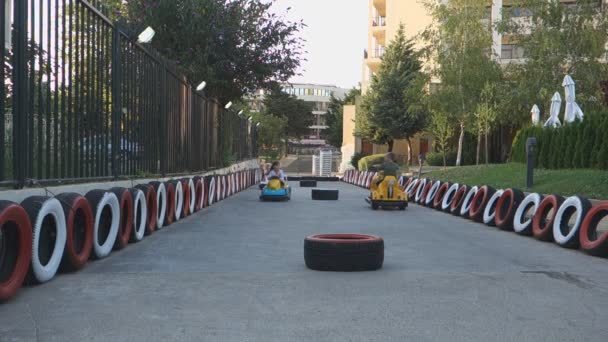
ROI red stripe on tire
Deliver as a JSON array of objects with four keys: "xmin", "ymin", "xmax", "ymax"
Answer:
[
  {"xmin": 532, "ymin": 195, "xmax": 564, "ymax": 242},
  {"xmin": 0, "ymin": 201, "xmax": 33, "ymax": 301}
]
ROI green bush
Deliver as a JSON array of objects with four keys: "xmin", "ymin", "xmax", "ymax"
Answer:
[
  {"xmin": 427, "ymin": 151, "xmax": 457, "ymax": 166},
  {"xmin": 358, "ymin": 153, "xmax": 385, "ymax": 171},
  {"xmin": 511, "ymin": 111, "xmax": 608, "ymax": 170},
  {"xmin": 350, "ymin": 152, "xmax": 368, "ymax": 170}
]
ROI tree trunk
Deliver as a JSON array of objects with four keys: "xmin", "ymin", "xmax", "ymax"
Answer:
[
  {"xmin": 485, "ymin": 130, "xmax": 489, "ymax": 164},
  {"xmin": 456, "ymin": 122, "xmax": 465, "ymax": 166},
  {"xmin": 406, "ymin": 138, "xmax": 413, "ymax": 166},
  {"xmin": 387, "ymin": 140, "xmax": 394, "ymax": 152},
  {"xmin": 476, "ymin": 131, "xmax": 482, "ymax": 165}
]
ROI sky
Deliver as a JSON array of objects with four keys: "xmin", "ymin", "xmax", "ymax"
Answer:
[{"xmin": 271, "ymin": 0, "xmax": 368, "ymax": 90}]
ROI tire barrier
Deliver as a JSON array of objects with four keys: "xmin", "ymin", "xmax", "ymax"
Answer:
[
  {"xmin": 55, "ymin": 193, "xmax": 93, "ymax": 272},
  {"xmin": 85, "ymin": 190, "xmax": 120, "ymax": 260},
  {"xmin": 0, "ymin": 201, "xmax": 32, "ymax": 301},
  {"xmin": 312, "ymin": 189, "xmax": 339, "ymax": 201},
  {"xmin": 553, "ymin": 196, "xmax": 592, "ymax": 249},
  {"xmin": 21, "ymin": 196, "xmax": 67, "ymax": 284},
  {"xmin": 402, "ymin": 177, "xmax": 414, "ymax": 192},
  {"xmin": 164, "ymin": 182, "xmax": 176, "ymax": 226},
  {"xmin": 134, "ymin": 184, "xmax": 157, "ymax": 235},
  {"xmin": 405, "ymin": 178, "xmax": 419, "ymax": 197},
  {"xmin": 432, "ymin": 182, "xmax": 451, "ymax": 209},
  {"xmin": 469, "ymin": 186, "xmax": 496, "ymax": 222},
  {"xmin": 185, "ymin": 178, "xmax": 196, "ymax": 215},
  {"xmin": 109, "ymin": 188, "xmax": 134, "ymax": 251},
  {"xmin": 459, "ymin": 186, "xmax": 479, "ymax": 219},
  {"xmin": 304, "ymin": 234, "xmax": 383, "ymax": 271},
  {"xmin": 494, "ymin": 189, "xmax": 525, "ymax": 231},
  {"xmin": 300, "ymin": 180, "xmax": 317, "ymax": 187},
  {"xmin": 414, "ymin": 179, "xmax": 428, "ymax": 203},
  {"xmin": 180, "ymin": 179, "xmax": 191, "ymax": 218},
  {"xmin": 418, "ymin": 180, "xmax": 433, "ymax": 205},
  {"xmin": 148, "ymin": 182, "xmax": 167, "ymax": 229},
  {"xmin": 513, "ymin": 193, "xmax": 543, "ymax": 236},
  {"xmin": 482, "ymin": 189, "xmax": 504, "ymax": 226},
  {"xmin": 441, "ymin": 183, "xmax": 460, "ymax": 212},
  {"xmin": 208, "ymin": 177, "xmax": 216, "ymax": 206},
  {"xmin": 532, "ymin": 195, "xmax": 564, "ymax": 242},
  {"xmin": 450, "ymin": 185, "xmax": 470, "ymax": 216},
  {"xmin": 193, "ymin": 177, "xmax": 204, "ymax": 212},
  {"xmin": 425, "ymin": 181, "xmax": 442, "ymax": 207},
  {"xmin": 579, "ymin": 202, "xmax": 608, "ymax": 257},
  {"xmin": 170, "ymin": 180, "xmax": 184, "ymax": 221},
  {"xmin": 129, "ymin": 188, "xmax": 147, "ymax": 243}
]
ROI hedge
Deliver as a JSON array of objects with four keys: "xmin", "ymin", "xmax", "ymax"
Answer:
[
  {"xmin": 358, "ymin": 154, "xmax": 386, "ymax": 171},
  {"xmin": 511, "ymin": 112, "xmax": 608, "ymax": 170}
]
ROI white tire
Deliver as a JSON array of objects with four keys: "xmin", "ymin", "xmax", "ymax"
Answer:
[
  {"xmin": 553, "ymin": 196, "xmax": 592, "ymax": 248},
  {"xmin": 460, "ymin": 186, "xmax": 479, "ymax": 217},
  {"xmin": 415, "ymin": 179, "xmax": 428, "ymax": 202},
  {"xmin": 174, "ymin": 181, "xmax": 184, "ymax": 221},
  {"xmin": 87, "ymin": 191, "xmax": 120, "ymax": 259},
  {"xmin": 513, "ymin": 193, "xmax": 543, "ymax": 235},
  {"xmin": 151, "ymin": 182, "xmax": 167, "ymax": 229},
  {"xmin": 21, "ymin": 197, "xmax": 67, "ymax": 283},
  {"xmin": 441, "ymin": 183, "xmax": 460, "ymax": 211},
  {"xmin": 425, "ymin": 181, "xmax": 442, "ymax": 206},
  {"xmin": 188, "ymin": 179, "xmax": 196, "ymax": 214},
  {"xmin": 130, "ymin": 189, "xmax": 147, "ymax": 242},
  {"xmin": 483, "ymin": 189, "xmax": 504, "ymax": 226},
  {"xmin": 208, "ymin": 177, "xmax": 216, "ymax": 206},
  {"xmin": 405, "ymin": 178, "xmax": 419, "ymax": 195}
]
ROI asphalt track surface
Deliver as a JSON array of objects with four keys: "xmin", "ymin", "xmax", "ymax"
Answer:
[{"xmin": 2, "ymin": 182, "xmax": 608, "ymax": 341}]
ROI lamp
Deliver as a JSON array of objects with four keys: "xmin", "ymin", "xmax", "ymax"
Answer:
[
  {"xmin": 225, "ymin": 101, "xmax": 233, "ymax": 109},
  {"xmin": 196, "ymin": 81, "xmax": 207, "ymax": 91},
  {"xmin": 137, "ymin": 27, "xmax": 155, "ymax": 43}
]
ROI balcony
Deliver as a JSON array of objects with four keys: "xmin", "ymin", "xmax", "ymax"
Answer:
[{"xmin": 372, "ymin": 16, "xmax": 386, "ymax": 27}]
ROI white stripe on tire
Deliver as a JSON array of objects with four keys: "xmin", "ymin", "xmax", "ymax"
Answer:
[
  {"xmin": 174, "ymin": 181, "xmax": 184, "ymax": 220},
  {"xmin": 483, "ymin": 189, "xmax": 504, "ymax": 226},
  {"xmin": 155, "ymin": 183, "xmax": 167, "ymax": 229},
  {"xmin": 553, "ymin": 196, "xmax": 591, "ymax": 247},
  {"xmin": 188, "ymin": 179, "xmax": 196, "ymax": 214},
  {"xmin": 513, "ymin": 193, "xmax": 543, "ymax": 235},
  {"xmin": 460, "ymin": 186, "xmax": 479, "ymax": 217},
  {"xmin": 415, "ymin": 179, "xmax": 428, "ymax": 202},
  {"xmin": 93, "ymin": 193, "xmax": 120, "ymax": 259},
  {"xmin": 28, "ymin": 198, "xmax": 67, "ymax": 283},
  {"xmin": 131, "ymin": 189, "xmax": 147, "ymax": 242},
  {"xmin": 425, "ymin": 181, "xmax": 441, "ymax": 206},
  {"xmin": 441, "ymin": 183, "xmax": 460, "ymax": 211}
]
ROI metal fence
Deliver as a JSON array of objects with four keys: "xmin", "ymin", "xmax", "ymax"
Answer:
[{"xmin": 2, "ymin": 0, "xmax": 256, "ymax": 188}]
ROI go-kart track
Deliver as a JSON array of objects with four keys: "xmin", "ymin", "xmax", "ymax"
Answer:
[{"xmin": 2, "ymin": 182, "xmax": 608, "ymax": 342}]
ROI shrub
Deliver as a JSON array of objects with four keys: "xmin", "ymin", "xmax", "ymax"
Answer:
[
  {"xmin": 511, "ymin": 111, "xmax": 608, "ymax": 170},
  {"xmin": 427, "ymin": 151, "xmax": 457, "ymax": 166},
  {"xmin": 358, "ymin": 153, "xmax": 386, "ymax": 171},
  {"xmin": 350, "ymin": 152, "xmax": 368, "ymax": 170}
]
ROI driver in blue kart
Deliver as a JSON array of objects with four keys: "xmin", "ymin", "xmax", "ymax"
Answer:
[
  {"xmin": 375, "ymin": 152, "xmax": 399, "ymax": 187},
  {"xmin": 267, "ymin": 161, "xmax": 288, "ymax": 184}
]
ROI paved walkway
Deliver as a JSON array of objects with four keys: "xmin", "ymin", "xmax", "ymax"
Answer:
[{"xmin": 2, "ymin": 182, "xmax": 608, "ymax": 341}]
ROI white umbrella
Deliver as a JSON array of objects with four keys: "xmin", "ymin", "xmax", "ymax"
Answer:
[
  {"xmin": 562, "ymin": 75, "xmax": 584, "ymax": 123},
  {"xmin": 531, "ymin": 104, "xmax": 540, "ymax": 125},
  {"xmin": 544, "ymin": 92, "xmax": 562, "ymax": 128}
]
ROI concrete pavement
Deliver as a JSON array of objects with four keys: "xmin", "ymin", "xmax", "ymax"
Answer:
[{"xmin": 1, "ymin": 182, "xmax": 608, "ymax": 341}]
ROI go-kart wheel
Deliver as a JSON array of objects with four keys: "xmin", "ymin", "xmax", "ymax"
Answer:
[
  {"xmin": 399, "ymin": 204, "xmax": 406, "ymax": 211},
  {"xmin": 371, "ymin": 203, "xmax": 379, "ymax": 210}
]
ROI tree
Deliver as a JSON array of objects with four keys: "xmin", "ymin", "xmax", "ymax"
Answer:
[
  {"xmin": 497, "ymin": 0, "xmax": 608, "ymax": 123},
  {"xmin": 359, "ymin": 24, "xmax": 429, "ymax": 156},
  {"xmin": 263, "ymin": 88, "xmax": 313, "ymax": 140},
  {"xmin": 251, "ymin": 111, "xmax": 288, "ymax": 160},
  {"xmin": 422, "ymin": 0, "xmax": 502, "ymax": 166},
  {"xmin": 325, "ymin": 88, "xmax": 360, "ymax": 148},
  {"xmin": 121, "ymin": 0, "xmax": 305, "ymax": 103},
  {"xmin": 473, "ymin": 82, "xmax": 498, "ymax": 164},
  {"xmin": 429, "ymin": 111, "xmax": 454, "ymax": 168}
]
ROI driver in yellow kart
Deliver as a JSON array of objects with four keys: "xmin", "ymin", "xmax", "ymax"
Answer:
[
  {"xmin": 267, "ymin": 161, "xmax": 288, "ymax": 185},
  {"xmin": 375, "ymin": 152, "xmax": 400, "ymax": 187}
]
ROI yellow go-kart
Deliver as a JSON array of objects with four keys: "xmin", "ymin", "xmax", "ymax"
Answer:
[{"xmin": 365, "ymin": 174, "xmax": 408, "ymax": 210}]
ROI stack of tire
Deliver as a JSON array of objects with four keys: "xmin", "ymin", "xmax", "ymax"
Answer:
[
  {"xmin": 0, "ymin": 168, "xmax": 260, "ymax": 302},
  {"xmin": 393, "ymin": 176, "xmax": 608, "ymax": 259}
]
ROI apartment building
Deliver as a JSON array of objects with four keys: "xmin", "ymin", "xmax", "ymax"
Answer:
[{"xmin": 248, "ymin": 84, "xmax": 348, "ymax": 145}]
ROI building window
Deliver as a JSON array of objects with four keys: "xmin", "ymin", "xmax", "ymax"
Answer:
[{"xmin": 501, "ymin": 44, "xmax": 525, "ymax": 59}]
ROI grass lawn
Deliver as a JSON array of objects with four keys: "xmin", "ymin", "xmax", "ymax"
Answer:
[{"xmin": 426, "ymin": 163, "xmax": 608, "ymax": 200}]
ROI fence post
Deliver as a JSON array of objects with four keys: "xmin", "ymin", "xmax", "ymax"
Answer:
[
  {"xmin": 159, "ymin": 65, "xmax": 167, "ymax": 176},
  {"xmin": 12, "ymin": 0, "xmax": 29, "ymax": 189},
  {"xmin": 111, "ymin": 27, "xmax": 121, "ymax": 179}
]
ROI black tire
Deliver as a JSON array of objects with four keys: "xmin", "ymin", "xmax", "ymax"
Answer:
[
  {"xmin": 0, "ymin": 201, "xmax": 33, "ymax": 301},
  {"xmin": 371, "ymin": 202, "xmax": 379, "ymax": 210},
  {"xmin": 134, "ymin": 184, "xmax": 157, "ymax": 235},
  {"xmin": 55, "ymin": 193, "xmax": 94, "ymax": 272},
  {"xmin": 85, "ymin": 190, "xmax": 120, "ymax": 260},
  {"xmin": 304, "ymin": 234, "xmax": 383, "ymax": 272},
  {"xmin": 312, "ymin": 189, "xmax": 339, "ymax": 200},
  {"xmin": 495, "ymin": 188, "xmax": 525, "ymax": 231},
  {"xmin": 109, "ymin": 188, "xmax": 134, "ymax": 251},
  {"xmin": 553, "ymin": 195, "xmax": 592, "ymax": 249},
  {"xmin": 300, "ymin": 180, "xmax": 317, "ymax": 187}
]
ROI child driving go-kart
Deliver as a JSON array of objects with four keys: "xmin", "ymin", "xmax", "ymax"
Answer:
[
  {"xmin": 374, "ymin": 153, "xmax": 400, "ymax": 187},
  {"xmin": 366, "ymin": 153, "xmax": 408, "ymax": 210}
]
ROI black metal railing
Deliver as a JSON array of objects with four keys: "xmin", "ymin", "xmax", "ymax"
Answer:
[
  {"xmin": 372, "ymin": 16, "xmax": 386, "ymax": 27},
  {"xmin": 3, "ymin": 0, "xmax": 256, "ymax": 188},
  {"xmin": 371, "ymin": 47, "xmax": 385, "ymax": 59}
]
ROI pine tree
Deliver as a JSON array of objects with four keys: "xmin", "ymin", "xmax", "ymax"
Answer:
[{"xmin": 578, "ymin": 124, "xmax": 593, "ymax": 168}]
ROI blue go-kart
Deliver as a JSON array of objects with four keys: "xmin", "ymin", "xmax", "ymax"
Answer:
[{"xmin": 260, "ymin": 177, "xmax": 291, "ymax": 201}]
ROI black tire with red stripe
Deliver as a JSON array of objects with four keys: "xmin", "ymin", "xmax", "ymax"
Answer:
[
  {"xmin": 55, "ymin": 193, "xmax": 93, "ymax": 271},
  {"xmin": 129, "ymin": 188, "xmax": 147, "ymax": 243},
  {"xmin": 193, "ymin": 177, "xmax": 204, "ymax": 211},
  {"xmin": 450, "ymin": 185, "xmax": 470, "ymax": 216},
  {"xmin": 469, "ymin": 186, "xmax": 496, "ymax": 222},
  {"xmin": 494, "ymin": 188, "xmax": 525, "ymax": 231},
  {"xmin": 580, "ymin": 202, "xmax": 608, "ymax": 257},
  {"xmin": 148, "ymin": 182, "xmax": 166, "ymax": 229},
  {"xmin": 134, "ymin": 184, "xmax": 157, "ymax": 235},
  {"xmin": 180, "ymin": 179, "xmax": 192, "ymax": 217},
  {"xmin": 109, "ymin": 188, "xmax": 134, "ymax": 250},
  {"xmin": 0, "ymin": 201, "xmax": 33, "ymax": 301},
  {"xmin": 532, "ymin": 195, "xmax": 564, "ymax": 242},
  {"xmin": 432, "ymin": 182, "xmax": 451, "ymax": 209}
]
